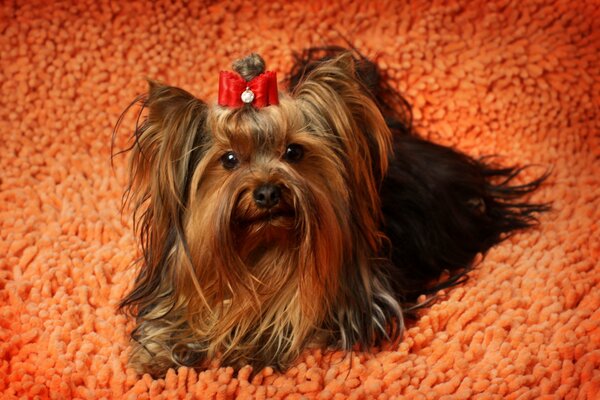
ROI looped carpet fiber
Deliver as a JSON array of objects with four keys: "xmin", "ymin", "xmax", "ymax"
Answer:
[{"xmin": 1, "ymin": 0, "xmax": 599, "ymax": 398}]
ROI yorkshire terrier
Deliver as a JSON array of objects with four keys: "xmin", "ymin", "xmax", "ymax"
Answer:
[{"xmin": 114, "ymin": 47, "xmax": 548, "ymax": 378}]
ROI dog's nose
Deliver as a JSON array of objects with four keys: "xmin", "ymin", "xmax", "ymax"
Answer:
[{"xmin": 253, "ymin": 183, "xmax": 281, "ymax": 209}]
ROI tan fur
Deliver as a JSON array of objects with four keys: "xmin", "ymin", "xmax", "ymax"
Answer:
[{"xmin": 119, "ymin": 53, "xmax": 403, "ymax": 377}]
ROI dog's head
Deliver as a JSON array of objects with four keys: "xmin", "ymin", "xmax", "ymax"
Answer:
[{"xmin": 119, "ymin": 52, "xmax": 400, "ymax": 374}]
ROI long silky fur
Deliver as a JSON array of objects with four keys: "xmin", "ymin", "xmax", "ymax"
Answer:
[
  {"xmin": 115, "ymin": 48, "xmax": 548, "ymax": 378},
  {"xmin": 286, "ymin": 46, "xmax": 550, "ymax": 304},
  {"xmin": 114, "ymin": 81, "xmax": 212, "ymax": 376}
]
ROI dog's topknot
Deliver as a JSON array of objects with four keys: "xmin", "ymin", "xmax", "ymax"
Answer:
[{"xmin": 232, "ymin": 53, "xmax": 266, "ymax": 81}]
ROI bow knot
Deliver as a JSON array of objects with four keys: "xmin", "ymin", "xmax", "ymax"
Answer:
[{"xmin": 218, "ymin": 71, "xmax": 279, "ymax": 108}]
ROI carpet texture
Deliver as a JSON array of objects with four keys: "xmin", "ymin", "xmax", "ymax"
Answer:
[{"xmin": 1, "ymin": 0, "xmax": 599, "ymax": 398}]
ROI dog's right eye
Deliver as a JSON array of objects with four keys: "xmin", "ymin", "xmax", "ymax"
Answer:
[{"xmin": 220, "ymin": 152, "xmax": 240, "ymax": 170}]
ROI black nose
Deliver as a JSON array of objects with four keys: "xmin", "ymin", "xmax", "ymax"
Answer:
[{"xmin": 253, "ymin": 183, "xmax": 281, "ymax": 209}]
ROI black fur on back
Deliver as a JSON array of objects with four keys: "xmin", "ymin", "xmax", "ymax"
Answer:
[{"xmin": 286, "ymin": 46, "xmax": 550, "ymax": 306}]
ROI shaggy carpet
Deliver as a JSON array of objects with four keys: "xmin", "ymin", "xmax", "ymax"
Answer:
[{"xmin": 1, "ymin": 0, "xmax": 599, "ymax": 398}]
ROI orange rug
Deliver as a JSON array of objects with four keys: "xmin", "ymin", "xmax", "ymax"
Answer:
[{"xmin": 1, "ymin": 0, "xmax": 599, "ymax": 398}]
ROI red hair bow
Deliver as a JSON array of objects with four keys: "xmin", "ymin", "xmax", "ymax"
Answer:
[{"xmin": 218, "ymin": 71, "xmax": 279, "ymax": 108}]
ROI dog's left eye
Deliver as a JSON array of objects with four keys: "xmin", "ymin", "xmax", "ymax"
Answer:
[
  {"xmin": 220, "ymin": 151, "xmax": 240, "ymax": 169},
  {"xmin": 283, "ymin": 144, "xmax": 304, "ymax": 163}
]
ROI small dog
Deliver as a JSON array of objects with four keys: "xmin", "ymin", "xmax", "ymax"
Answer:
[{"xmin": 115, "ymin": 47, "xmax": 548, "ymax": 377}]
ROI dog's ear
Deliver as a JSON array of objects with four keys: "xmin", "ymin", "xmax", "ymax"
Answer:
[
  {"xmin": 290, "ymin": 52, "xmax": 392, "ymax": 224},
  {"xmin": 129, "ymin": 80, "xmax": 208, "ymax": 232},
  {"xmin": 120, "ymin": 81, "xmax": 208, "ymax": 314}
]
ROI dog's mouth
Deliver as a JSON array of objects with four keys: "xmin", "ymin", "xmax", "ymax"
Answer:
[
  {"xmin": 232, "ymin": 207, "xmax": 297, "ymax": 258},
  {"xmin": 237, "ymin": 209, "xmax": 296, "ymax": 226}
]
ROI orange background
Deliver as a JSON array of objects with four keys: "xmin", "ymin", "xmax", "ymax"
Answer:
[{"xmin": 1, "ymin": 0, "xmax": 599, "ymax": 398}]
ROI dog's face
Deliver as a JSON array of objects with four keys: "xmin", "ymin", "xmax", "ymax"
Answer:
[
  {"xmin": 184, "ymin": 96, "xmax": 351, "ymax": 326},
  {"xmin": 120, "ymin": 53, "xmax": 400, "ymax": 375},
  {"xmin": 189, "ymin": 97, "xmax": 346, "ymax": 257}
]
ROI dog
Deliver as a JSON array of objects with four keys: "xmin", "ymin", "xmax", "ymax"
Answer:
[{"xmin": 114, "ymin": 47, "xmax": 548, "ymax": 378}]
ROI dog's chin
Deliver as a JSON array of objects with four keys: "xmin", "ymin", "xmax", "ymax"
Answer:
[{"xmin": 233, "ymin": 210, "xmax": 297, "ymax": 260}]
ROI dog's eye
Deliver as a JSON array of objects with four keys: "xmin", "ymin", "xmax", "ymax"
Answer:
[
  {"xmin": 220, "ymin": 151, "xmax": 240, "ymax": 170},
  {"xmin": 283, "ymin": 144, "xmax": 304, "ymax": 163}
]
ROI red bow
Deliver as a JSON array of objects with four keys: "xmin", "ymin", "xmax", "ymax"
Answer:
[{"xmin": 218, "ymin": 71, "xmax": 279, "ymax": 108}]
